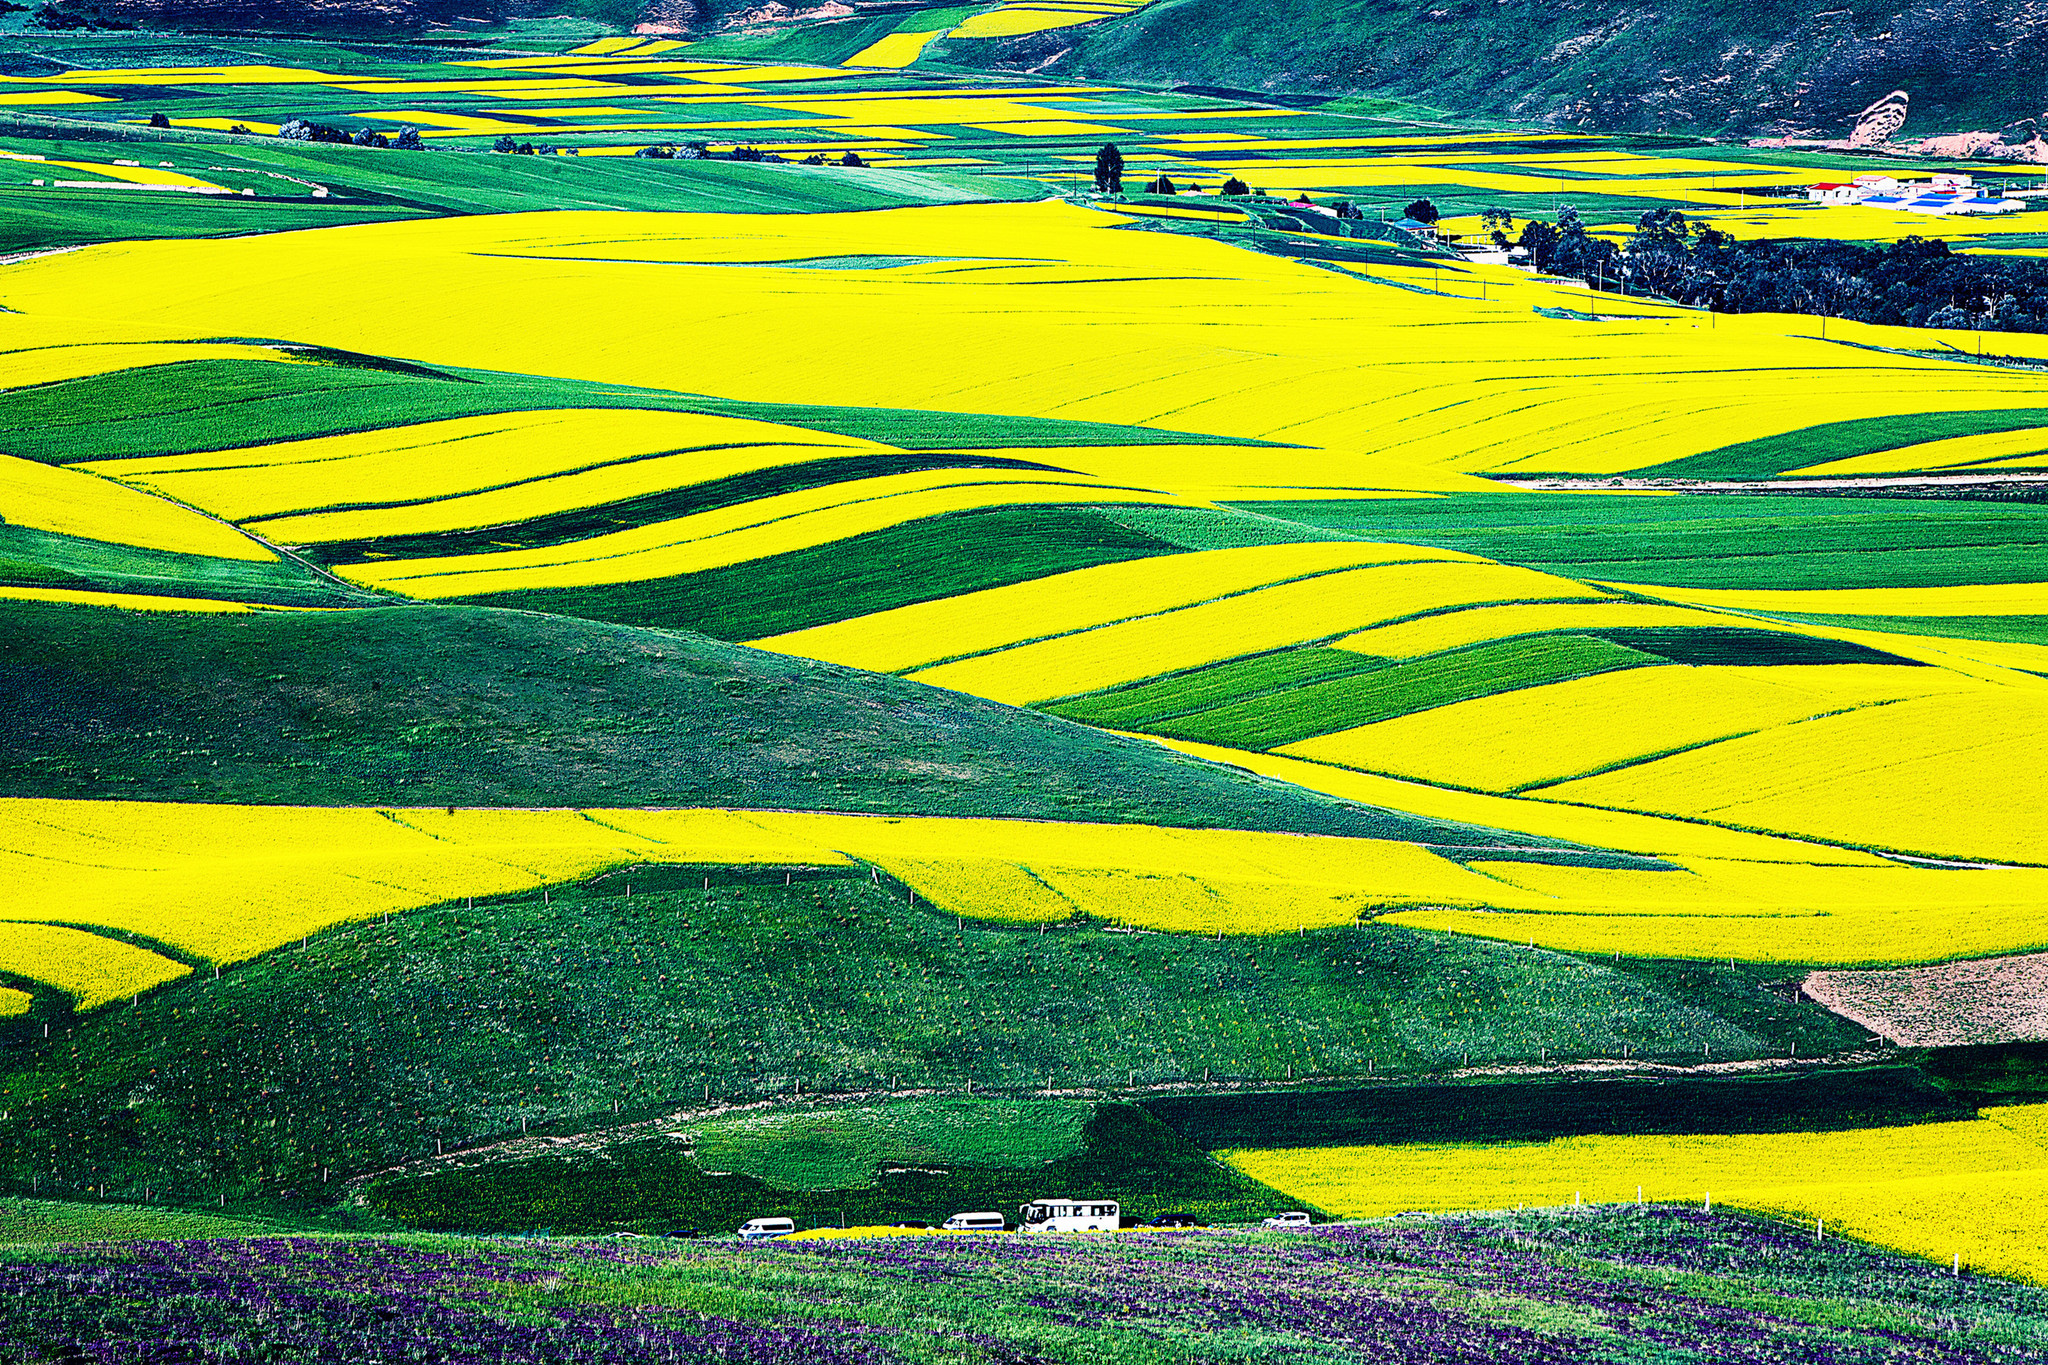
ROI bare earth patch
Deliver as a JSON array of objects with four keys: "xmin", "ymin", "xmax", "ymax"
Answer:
[{"xmin": 1803, "ymin": 953, "xmax": 2048, "ymax": 1046}]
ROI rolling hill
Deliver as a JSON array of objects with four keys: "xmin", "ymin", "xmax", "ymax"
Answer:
[{"xmin": 2, "ymin": 35, "xmax": 2048, "ymax": 1314}]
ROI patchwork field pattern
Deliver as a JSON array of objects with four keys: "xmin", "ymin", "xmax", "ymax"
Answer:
[{"xmin": 3, "ymin": 29, "xmax": 2048, "ymax": 1301}]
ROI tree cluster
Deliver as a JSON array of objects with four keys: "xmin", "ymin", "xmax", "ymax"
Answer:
[
  {"xmin": 1512, "ymin": 205, "xmax": 2048, "ymax": 333},
  {"xmin": 279, "ymin": 119, "xmax": 421, "ymax": 150},
  {"xmin": 633, "ymin": 143, "xmax": 710, "ymax": 160}
]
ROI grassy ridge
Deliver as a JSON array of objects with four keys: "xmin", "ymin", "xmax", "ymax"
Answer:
[
  {"xmin": 1063, "ymin": 635, "xmax": 1659, "ymax": 749},
  {"xmin": 1046, "ymin": 630, "xmax": 1900, "ymax": 748},
  {"xmin": 0, "ymin": 523, "xmax": 370, "ymax": 606},
  {"xmin": 5, "ymin": 356, "xmax": 1260, "ymax": 468},
  {"xmin": 0, "ymin": 185, "xmax": 427, "ymax": 256},
  {"xmin": 301, "ymin": 453, "xmax": 1079, "ymax": 561},
  {"xmin": 1250, "ymin": 494, "xmax": 2048, "ymax": 590},
  {"xmin": 0, "ymin": 598, "xmax": 1594, "ymax": 852},
  {"xmin": 0, "ymin": 136, "xmax": 1049, "ymax": 257},
  {"xmin": 1646, "ymin": 409, "xmax": 2048, "ymax": 480},
  {"xmin": 1744, "ymin": 613, "xmax": 2048, "ymax": 647},
  {"xmin": 1049, "ymin": 646, "xmax": 1379, "ymax": 729},
  {"xmin": 461, "ymin": 505, "xmax": 1189, "ymax": 639},
  {"xmin": 0, "ymin": 869, "xmax": 1859, "ymax": 1212}
]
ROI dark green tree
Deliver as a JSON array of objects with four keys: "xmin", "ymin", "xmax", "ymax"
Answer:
[
  {"xmin": 1405, "ymin": 198, "xmax": 1440, "ymax": 225},
  {"xmin": 1220, "ymin": 177, "xmax": 1250, "ymax": 197},
  {"xmin": 1093, "ymin": 143, "xmax": 1124, "ymax": 195}
]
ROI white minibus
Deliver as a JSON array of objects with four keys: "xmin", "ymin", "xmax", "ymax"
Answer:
[
  {"xmin": 942, "ymin": 1211, "xmax": 1008, "ymax": 1232},
  {"xmin": 736, "ymin": 1216, "xmax": 795, "ymax": 1241},
  {"xmin": 1018, "ymin": 1198, "xmax": 1120, "ymax": 1233}
]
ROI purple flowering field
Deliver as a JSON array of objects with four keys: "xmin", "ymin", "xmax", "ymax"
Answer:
[{"xmin": 5, "ymin": 1209, "xmax": 2046, "ymax": 1364}]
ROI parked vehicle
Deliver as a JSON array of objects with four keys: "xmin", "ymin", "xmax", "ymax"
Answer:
[
  {"xmin": 663, "ymin": 1228, "xmax": 703, "ymax": 1240},
  {"xmin": 1019, "ymin": 1198, "xmax": 1120, "ymax": 1233},
  {"xmin": 1146, "ymin": 1213, "xmax": 1205, "ymax": 1228},
  {"xmin": 1263, "ymin": 1211, "xmax": 1313, "ymax": 1229},
  {"xmin": 736, "ymin": 1216, "xmax": 796, "ymax": 1240},
  {"xmin": 942, "ymin": 1211, "xmax": 1009, "ymax": 1232},
  {"xmin": 892, "ymin": 1220, "xmax": 932, "ymax": 1229}
]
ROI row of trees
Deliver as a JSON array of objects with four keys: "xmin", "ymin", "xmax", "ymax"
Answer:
[
  {"xmin": 280, "ymin": 119, "xmax": 424, "ymax": 150},
  {"xmin": 1503, "ymin": 204, "xmax": 2048, "ymax": 333}
]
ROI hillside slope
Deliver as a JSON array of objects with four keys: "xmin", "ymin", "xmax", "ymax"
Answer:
[
  {"xmin": 962, "ymin": 0, "xmax": 2048, "ymax": 138},
  {"xmin": 0, "ymin": 870, "xmax": 1861, "ymax": 1212},
  {"xmin": 0, "ymin": 598, "xmax": 1581, "ymax": 850}
]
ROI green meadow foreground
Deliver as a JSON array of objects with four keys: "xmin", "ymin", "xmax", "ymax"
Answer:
[{"xmin": 2, "ymin": 24, "xmax": 2048, "ymax": 1358}]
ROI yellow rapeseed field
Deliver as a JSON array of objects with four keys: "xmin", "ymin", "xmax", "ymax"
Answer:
[
  {"xmin": 910, "ymin": 560, "xmax": 1609, "ymax": 705},
  {"xmin": 101, "ymin": 409, "xmax": 886, "ymax": 526},
  {"xmin": 0, "ymin": 922, "xmax": 190, "ymax": 1010},
  {"xmin": 758, "ymin": 809, "xmax": 1534, "ymax": 931},
  {"xmin": 1382, "ymin": 858, "xmax": 2048, "ymax": 963},
  {"xmin": 1278, "ymin": 664, "xmax": 1978, "ymax": 792},
  {"xmin": 1140, "ymin": 737, "xmax": 1898, "ymax": 865},
  {"xmin": 752, "ymin": 541, "xmax": 1475, "ymax": 674},
  {"xmin": 1542, "ymin": 690, "xmax": 2048, "ymax": 864},
  {"xmin": 0, "ymin": 340, "xmax": 296, "ymax": 391},
  {"xmin": 843, "ymin": 32, "xmax": 946, "ymax": 68},
  {"xmin": 340, "ymin": 474, "xmax": 1201, "ymax": 597},
  {"xmin": 1786, "ymin": 424, "xmax": 2048, "ymax": 477},
  {"xmin": 12, "ymin": 203, "xmax": 2048, "ymax": 485},
  {"xmin": 1226, "ymin": 1112, "xmax": 2048, "ymax": 1281},
  {"xmin": 0, "ymin": 987, "xmax": 29, "ymax": 1017},
  {"xmin": 0, "ymin": 454, "xmax": 275, "ymax": 561}
]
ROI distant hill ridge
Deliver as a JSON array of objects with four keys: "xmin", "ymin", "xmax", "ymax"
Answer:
[
  {"xmin": 949, "ymin": 0, "xmax": 2048, "ymax": 139},
  {"xmin": 38, "ymin": 0, "xmax": 2047, "ymax": 139}
]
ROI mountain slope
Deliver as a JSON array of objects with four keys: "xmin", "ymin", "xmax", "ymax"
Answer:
[{"xmin": 961, "ymin": 0, "xmax": 2048, "ymax": 138}]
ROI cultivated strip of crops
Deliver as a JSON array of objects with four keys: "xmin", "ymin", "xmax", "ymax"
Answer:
[
  {"xmin": 1226, "ymin": 1108, "xmax": 2048, "ymax": 1285},
  {"xmin": 909, "ymin": 560, "xmax": 1611, "ymax": 705},
  {"xmin": 0, "ymin": 455, "xmax": 273, "ymax": 562},
  {"xmin": 751, "ymin": 541, "xmax": 1473, "ymax": 674},
  {"xmin": 1276, "ymin": 663, "xmax": 1981, "ymax": 792}
]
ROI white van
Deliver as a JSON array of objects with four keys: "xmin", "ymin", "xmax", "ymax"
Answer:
[
  {"xmin": 1262, "ymin": 1211, "xmax": 1312, "ymax": 1229},
  {"xmin": 942, "ymin": 1211, "xmax": 1008, "ymax": 1232},
  {"xmin": 736, "ymin": 1216, "xmax": 795, "ymax": 1241},
  {"xmin": 1019, "ymin": 1198, "xmax": 1120, "ymax": 1233}
]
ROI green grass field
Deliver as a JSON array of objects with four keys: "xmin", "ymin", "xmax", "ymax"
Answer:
[
  {"xmin": 364, "ymin": 1101, "xmax": 1299, "ymax": 1233},
  {"xmin": 1124, "ymin": 635, "xmax": 1660, "ymax": 748},
  {"xmin": 1251, "ymin": 493, "xmax": 2048, "ymax": 589},
  {"xmin": 1646, "ymin": 409, "xmax": 2048, "ymax": 480},
  {"xmin": 0, "ymin": 597, "xmax": 1633, "ymax": 856},
  {"xmin": 0, "ymin": 523, "xmax": 369, "ymax": 605},
  {"xmin": 4, "ymin": 355, "xmax": 1250, "ymax": 469}
]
